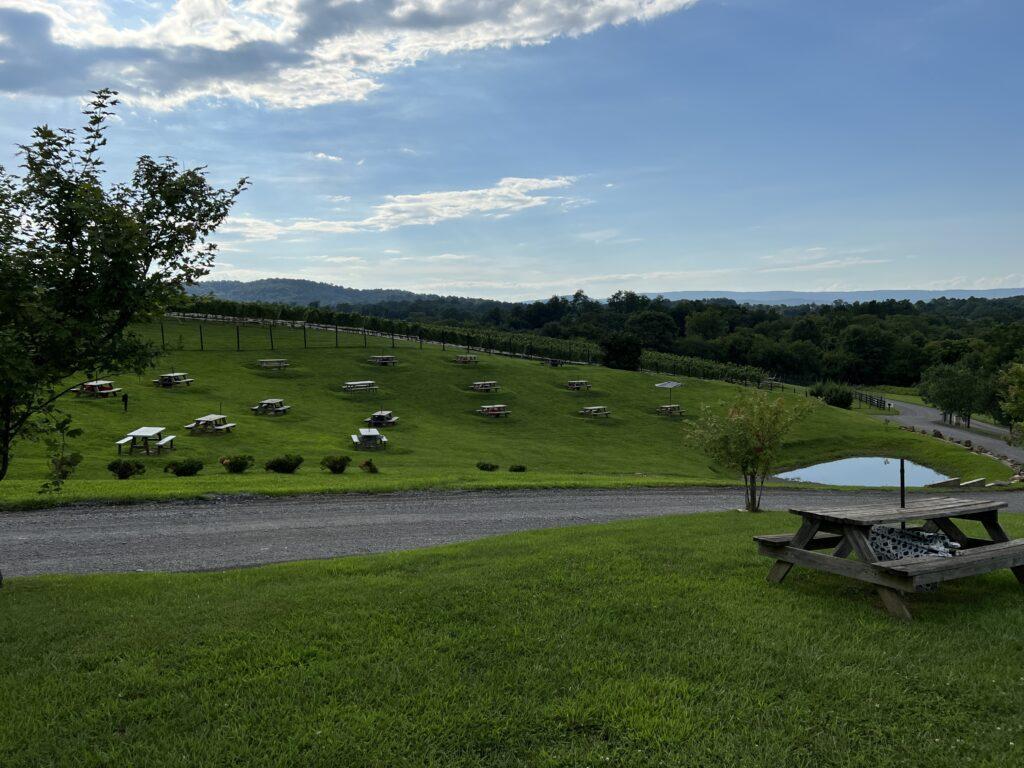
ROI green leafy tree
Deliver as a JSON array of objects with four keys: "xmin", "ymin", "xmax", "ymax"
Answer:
[
  {"xmin": 0, "ymin": 90, "xmax": 246, "ymax": 483},
  {"xmin": 600, "ymin": 331, "xmax": 643, "ymax": 371},
  {"xmin": 625, "ymin": 310, "xmax": 678, "ymax": 351},
  {"xmin": 998, "ymin": 363, "xmax": 1024, "ymax": 444},
  {"xmin": 691, "ymin": 391, "xmax": 807, "ymax": 512},
  {"xmin": 919, "ymin": 364, "xmax": 979, "ymax": 426}
]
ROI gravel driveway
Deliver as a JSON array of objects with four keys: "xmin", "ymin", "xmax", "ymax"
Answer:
[{"xmin": 4, "ymin": 487, "xmax": 1023, "ymax": 578}]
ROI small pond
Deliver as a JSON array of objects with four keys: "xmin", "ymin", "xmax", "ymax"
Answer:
[{"xmin": 776, "ymin": 457, "xmax": 950, "ymax": 487}]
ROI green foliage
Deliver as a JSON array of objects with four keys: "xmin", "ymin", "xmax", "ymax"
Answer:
[
  {"xmin": 219, "ymin": 455, "xmax": 254, "ymax": 474},
  {"xmin": 0, "ymin": 90, "xmax": 245, "ymax": 483},
  {"xmin": 599, "ymin": 331, "xmax": 643, "ymax": 371},
  {"xmin": 163, "ymin": 459, "xmax": 203, "ymax": 477},
  {"xmin": 642, "ymin": 350, "xmax": 763, "ymax": 385},
  {"xmin": 264, "ymin": 455, "xmax": 303, "ymax": 474},
  {"xmin": 920, "ymin": 364, "xmax": 981, "ymax": 425},
  {"xmin": 359, "ymin": 459, "xmax": 379, "ymax": 474},
  {"xmin": 320, "ymin": 455, "xmax": 352, "ymax": 474},
  {"xmin": 809, "ymin": 381, "xmax": 853, "ymax": 409},
  {"xmin": 106, "ymin": 459, "xmax": 146, "ymax": 480},
  {"xmin": 998, "ymin": 363, "xmax": 1024, "ymax": 444},
  {"xmin": 691, "ymin": 391, "xmax": 807, "ymax": 512},
  {"xmin": 508, "ymin": 464, "xmax": 527, "ymax": 472},
  {"xmin": 476, "ymin": 462, "xmax": 499, "ymax": 472}
]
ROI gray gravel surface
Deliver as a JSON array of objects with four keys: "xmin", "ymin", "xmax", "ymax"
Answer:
[{"xmin": 3, "ymin": 487, "xmax": 1023, "ymax": 578}]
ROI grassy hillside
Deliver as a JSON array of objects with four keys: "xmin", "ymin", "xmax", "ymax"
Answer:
[
  {"xmin": 0, "ymin": 319, "xmax": 1010, "ymax": 508},
  {"xmin": 3, "ymin": 512, "xmax": 1024, "ymax": 766}
]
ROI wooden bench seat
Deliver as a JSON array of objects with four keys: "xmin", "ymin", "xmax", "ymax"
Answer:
[
  {"xmin": 754, "ymin": 532, "xmax": 845, "ymax": 550},
  {"xmin": 877, "ymin": 539, "xmax": 1024, "ymax": 585},
  {"xmin": 115, "ymin": 436, "xmax": 133, "ymax": 454},
  {"xmin": 214, "ymin": 423, "xmax": 236, "ymax": 432},
  {"xmin": 155, "ymin": 435, "xmax": 176, "ymax": 452}
]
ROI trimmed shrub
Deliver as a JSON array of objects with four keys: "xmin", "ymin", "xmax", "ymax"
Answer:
[
  {"xmin": 320, "ymin": 455, "xmax": 353, "ymax": 474},
  {"xmin": 509, "ymin": 464, "xmax": 527, "ymax": 473},
  {"xmin": 107, "ymin": 459, "xmax": 146, "ymax": 480},
  {"xmin": 476, "ymin": 461, "xmax": 499, "ymax": 472},
  {"xmin": 164, "ymin": 458, "xmax": 203, "ymax": 477},
  {"xmin": 264, "ymin": 454, "xmax": 304, "ymax": 474},
  {"xmin": 359, "ymin": 459, "xmax": 379, "ymax": 474},
  {"xmin": 809, "ymin": 381, "xmax": 853, "ymax": 409},
  {"xmin": 220, "ymin": 454, "xmax": 254, "ymax": 474}
]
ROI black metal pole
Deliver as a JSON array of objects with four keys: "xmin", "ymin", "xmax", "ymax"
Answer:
[
  {"xmin": 199, "ymin": 324, "xmax": 204, "ymax": 352},
  {"xmin": 269, "ymin": 325, "xmax": 274, "ymax": 351},
  {"xmin": 303, "ymin": 324, "xmax": 308, "ymax": 349},
  {"xmin": 335, "ymin": 325, "xmax": 339, "ymax": 348},
  {"xmin": 235, "ymin": 325, "xmax": 240, "ymax": 351},
  {"xmin": 900, "ymin": 458, "xmax": 906, "ymax": 509},
  {"xmin": 160, "ymin": 321, "xmax": 166, "ymax": 350}
]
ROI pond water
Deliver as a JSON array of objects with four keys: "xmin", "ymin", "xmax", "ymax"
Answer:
[{"xmin": 776, "ymin": 457, "xmax": 951, "ymax": 487}]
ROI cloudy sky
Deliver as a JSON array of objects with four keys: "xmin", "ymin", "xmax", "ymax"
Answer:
[{"xmin": 1, "ymin": 0, "xmax": 1021, "ymax": 300}]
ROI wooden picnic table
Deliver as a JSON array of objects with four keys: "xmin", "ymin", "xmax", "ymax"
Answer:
[
  {"xmin": 185, "ymin": 414, "xmax": 236, "ymax": 434},
  {"xmin": 153, "ymin": 372, "xmax": 194, "ymax": 387},
  {"xmin": 477, "ymin": 404, "xmax": 510, "ymax": 418},
  {"xmin": 657, "ymin": 404, "xmax": 683, "ymax": 416},
  {"xmin": 75, "ymin": 380, "xmax": 122, "ymax": 398},
  {"xmin": 118, "ymin": 426, "xmax": 174, "ymax": 455},
  {"xmin": 364, "ymin": 410, "xmax": 399, "ymax": 427},
  {"xmin": 470, "ymin": 381, "xmax": 500, "ymax": 392},
  {"xmin": 368, "ymin": 355, "xmax": 398, "ymax": 366},
  {"xmin": 352, "ymin": 427, "xmax": 388, "ymax": 450},
  {"xmin": 257, "ymin": 359, "xmax": 289, "ymax": 369},
  {"xmin": 579, "ymin": 405, "xmax": 610, "ymax": 418},
  {"xmin": 343, "ymin": 380, "xmax": 379, "ymax": 392},
  {"xmin": 251, "ymin": 398, "xmax": 290, "ymax": 416},
  {"xmin": 756, "ymin": 496, "xmax": 1024, "ymax": 620},
  {"xmin": 566, "ymin": 380, "xmax": 591, "ymax": 391},
  {"xmin": 455, "ymin": 355, "xmax": 478, "ymax": 364}
]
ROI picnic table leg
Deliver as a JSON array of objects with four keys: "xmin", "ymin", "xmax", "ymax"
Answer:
[
  {"xmin": 767, "ymin": 518, "xmax": 819, "ymax": 584},
  {"xmin": 977, "ymin": 512, "xmax": 1024, "ymax": 585},
  {"xmin": 844, "ymin": 526, "xmax": 912, "ymax": 621}
]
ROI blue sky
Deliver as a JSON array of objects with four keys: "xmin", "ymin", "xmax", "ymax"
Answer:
[{"xmin": 1, "ymin": 0, "xmax": 1021, "ymax": 300}]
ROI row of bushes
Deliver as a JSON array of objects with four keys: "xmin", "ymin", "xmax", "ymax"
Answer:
[
  {"xmin": 107, "ymin": 455, "xmax": 378, "ymax": 480},
  {"xmin": 807, "ymin": 381, "xmax": 854, "ymax": 409},
  {"xmin": 476, "ymin": 462, "xmax": 526, "ymax": 472},
  {"xmin": 640, "ymin": 350, "xmax": 764, "ymax": 385}
]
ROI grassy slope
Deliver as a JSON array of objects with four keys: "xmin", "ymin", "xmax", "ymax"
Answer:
[
  {"xmin": 0, "ymin": 320, "xmax": 1009, "ymax": 508},
  {"xmin": 2, "ymin": 512, "xmax": 1023, "ymax": 767}
]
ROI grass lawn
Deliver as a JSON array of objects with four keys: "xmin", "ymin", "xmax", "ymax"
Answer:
[
  {"xmin": 0, "ymin": 319, "xmax": 1011, "ymax": 509},
  {"xmin": 2, "ymin": 511, "xmax": 1023, "ymax": 766}
]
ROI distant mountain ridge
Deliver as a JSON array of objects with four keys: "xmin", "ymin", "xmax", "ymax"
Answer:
[
  {"xmin": 645, "ymin": 288, "xmax": 1024, "ymax": 305},
  {"xmin": 189, "ymin": 278, "xmax": 1024, "ymax": 307}
]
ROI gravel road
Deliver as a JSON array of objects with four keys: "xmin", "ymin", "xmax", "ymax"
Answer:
[{"xmin": 3, "ymin": 487, "xmax": 1023, "ymax": 578}]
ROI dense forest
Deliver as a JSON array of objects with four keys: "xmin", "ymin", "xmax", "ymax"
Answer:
[{"xmin": 180, "ymin": 289, "xmax": 1024, "ymax": 388}]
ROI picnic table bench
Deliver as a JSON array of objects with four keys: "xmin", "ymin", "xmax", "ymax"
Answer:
[
  {"xmin": 477, "ymin": 404, "xmax": 510, "ymax": 418},
  {"xmin": 343, "ymin": 380, "xmax": 378, "ymax": 392},
  {"xmin": 251, "ymin": 398, "xmax": 290, "ymax": 415},
  {"xmin": 153, "ymin": 373, "xmax": 194, "ymax": 387},
  {"xmin": 455, "ymin": 355, "xmax": 478, "ymax": 364},
  {"xmin": 185, "ymin": 414, "xmax": 236, "ymax": 434},
  {"xmin": 73, "ymin": 380, "xmax": 123, "ymax": 398},
  {"xmin": 364, "ymin": 410, "xmax": 399, "ymax": 427},
  {"xmin": 579, "ymin": 405, "xmax": 610, "ymax": 418},
  {"xmin": 257, "ymin": 359, "xmax": 289, "ymax": 370},
  {"xmin": 566, "ymin": 380, "xmax": 591, "ymax": 391},
  {"xmin": 368, "ymin": 355, "xmax": 398, "ymax": 366},
  {"xmin": 117, "ymin": 427, "xmax": 174, "ymax": 455},
  {"xmin": 469, "ymin": 381, "xmax": 500, "ymax": 392},
  {"xmin": 756, "ymin": 496, "xmax": 1024, "ymax": 620},
  {"xmin": 351, "ymin": 428, "xmax": 388, "ymax": 450},
  {"xmin": 657, "ymin": 404, "xmax": 683, "ymax": 416}
]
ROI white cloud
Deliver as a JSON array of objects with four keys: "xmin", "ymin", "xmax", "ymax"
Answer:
[
  {"xmin": 311, "ymin": 151, "xmax": 344, "ymax": 162},
  {"xmin": 2, "ymin": 1, "xmax": 699, "ymax": 109},
  {"xmin": 220, "ymin": 175, "xmax": 575, "ymax": 240}
]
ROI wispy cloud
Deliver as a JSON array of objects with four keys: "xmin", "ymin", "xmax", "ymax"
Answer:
[
  {"xmin": 221, "ymin": 176, "xmax": 576, "ymax": 239},
  {"xmin": 311, "ymin": 151, "xmax": 344, "ymax": 163}
]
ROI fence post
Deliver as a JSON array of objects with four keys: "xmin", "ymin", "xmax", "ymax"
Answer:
[
  {"xmin": 160, "ymin": 321, "xmax": 166, "ymax": 351},
  {"xmin": 199, "ymin": 324, "xmax": 204, "ymax": 352},
  {"xmin": 363, "ymin": 326, "xmax": 367, "ymax": 348},
  {"xmin": 269, "ymin": 324, "xmax": 274, "ymax": 351},
  {"xmin": 235, "ymin": 325, "xmax": 240, "ymax": 352},
  {"xmin": 303, "ymin": 324, "xmax": 308, "ymax": 349},
  {"xmin": 335, "ymin": 325, "xmax": 339, "ymax": 348}
]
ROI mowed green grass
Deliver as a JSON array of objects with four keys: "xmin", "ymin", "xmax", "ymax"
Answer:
[
  {"xmin": 0, "ymin": 319, "xmax": 1010, "ymax": 508},
  {"xmin": 3, "ymin": 512, "xmax": 1024, "ymax": 767}
]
